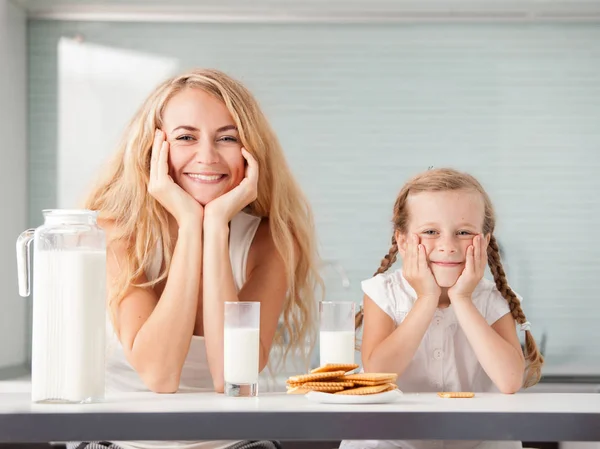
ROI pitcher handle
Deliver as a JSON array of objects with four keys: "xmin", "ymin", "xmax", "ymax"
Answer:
[{"xmin": 16, "ymin": 229, "xmax": 36, "ymax": 297}]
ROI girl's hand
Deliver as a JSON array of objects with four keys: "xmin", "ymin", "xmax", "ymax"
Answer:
[
  {"xmin": 403, "ymin": 234, "xmax": 441, "ymax": 302},
  {"xmin": 448, "ymin": 234, "xmax": 488, "ymax": 302}
]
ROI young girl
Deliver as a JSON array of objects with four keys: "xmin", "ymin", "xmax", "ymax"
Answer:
[{"xmin": 343, "ymin": 168, "xmax": 544, "ymax": 449}]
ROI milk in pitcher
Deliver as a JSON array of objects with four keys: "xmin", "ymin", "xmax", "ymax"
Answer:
[{"xmin": 31, "ymin": 249, "xmax": 106, "ymax": 403}]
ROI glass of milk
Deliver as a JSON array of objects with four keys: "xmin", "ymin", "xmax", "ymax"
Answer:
[
  {"xmin": 319, "ymin": 301, "xmax": 356, "ymax": 366},
  {"xmin": 224, "ymin": 301, "xmax": 260, "ymax": 397}
]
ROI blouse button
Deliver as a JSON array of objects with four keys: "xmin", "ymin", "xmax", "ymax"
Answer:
[{"xmin": 433, "ymin": 349, "xmax": 443, "ymax": 360}]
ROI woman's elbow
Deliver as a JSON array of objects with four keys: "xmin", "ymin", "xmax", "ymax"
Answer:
[
  {"xmin": 146, "ymin": 379, "xmax": 179, "ymax": 394},
  {"xmin": 141, "ymin": 371, "xmax": 180, "ymax": 394},
  {"xmin": 128, "ymin": 350, "xmax": 181, "ymax": 393}
]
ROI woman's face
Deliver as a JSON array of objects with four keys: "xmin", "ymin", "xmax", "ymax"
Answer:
[{"xmin": 161, "ymin": 88, "xmax": 245, "ymax": 206}]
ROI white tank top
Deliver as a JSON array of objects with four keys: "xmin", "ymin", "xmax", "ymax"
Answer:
[{"xmin": 105, "ymin": 212, "xmax": 261, "ymax": 449}]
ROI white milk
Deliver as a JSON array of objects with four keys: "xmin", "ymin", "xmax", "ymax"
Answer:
[
  {"xmin": 320, "ymin": 330, "xmax": 356, "ymax": 366},
  {"xmin": 31, "ymin": 250, "xmax": 107, "ymax": 403},
  {"xmin": 224, "ymin": 328, "xmax": 260, "ymax": 384}
]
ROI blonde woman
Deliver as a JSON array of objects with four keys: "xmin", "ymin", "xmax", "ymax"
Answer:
[{"xmin": 71, "ymin": 69, "xmax": 321, "ymax": 449}]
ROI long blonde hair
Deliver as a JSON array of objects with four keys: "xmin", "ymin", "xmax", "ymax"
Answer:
[
  {"xmin": 355, "ymin": 168, "xmax": 543, "ymax": 388},
  {"xmin": 85, "ymin": 68, "xmax": 322, "ymax": 370}
]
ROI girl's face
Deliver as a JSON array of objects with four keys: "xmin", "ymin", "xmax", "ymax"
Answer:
[
  {"xmin": 396, "ymin": 190, "xmax": 488, "ymax": 288},
  {"xmin": 161, "ymin": 88, "xmax": 246, "ymax": 206}
]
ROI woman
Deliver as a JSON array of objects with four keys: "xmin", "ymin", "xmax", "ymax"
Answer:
[{"xmin": 73, "ymin": 68, "xmax": 321, "ymax": 449}]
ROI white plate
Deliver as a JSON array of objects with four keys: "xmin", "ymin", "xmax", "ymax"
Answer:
[{"xmin": 305, "ymin": 389, "xmax": 403, "ymax": 404}]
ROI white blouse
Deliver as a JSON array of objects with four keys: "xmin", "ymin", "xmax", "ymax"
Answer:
[{"xmin": 340, "ymin": 269, "xmax": 524, "ymax": 449}]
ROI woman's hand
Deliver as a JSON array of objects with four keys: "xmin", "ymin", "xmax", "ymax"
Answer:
[
  {"xmin": 147, "ymin": 129, "xmax": 203, "ymax": 226},
  {"xmin": 203, "ymin": 148, "xmax": 258, "ymax": 227}
]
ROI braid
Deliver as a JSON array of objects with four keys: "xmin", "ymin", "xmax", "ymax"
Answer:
[
  {"xmin": 487, "ymin": 235, "xmax": 544, "ymax": 388},
  {"xmin": 487, "ymin": 236, "xmax": 525, "ymax": 323},
  {"xmin": 374, "ymin": 238, "xmax": 399, "ymax": 276},
  {"xmin": 355, "ymin": 237, "xmax": 399, "ymax": 331}
]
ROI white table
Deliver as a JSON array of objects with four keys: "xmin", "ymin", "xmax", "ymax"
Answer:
[{"xmin": 0, "ymin": 391, "xmax": 599, "ymax": 444}]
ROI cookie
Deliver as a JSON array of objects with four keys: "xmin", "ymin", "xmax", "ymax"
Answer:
[
  {"xmin": 286, "ymin": 384, "xmax": 345, "ymax": 394},
  {"xmin": 342, "ymin": 373, "xmax": 398, "ymax": 384},
  {"xmin": 301, "ymin": 381, "xmax": 355, "ymax": 388},
  {"xmin": 437, "ymin": 392, "xmax": 475, "ymax": 398},
  {"xmin": 310, "ymin": 363, "xmax": 359, "ymax": 374},
  {"xmin": 286, "ymin": 370, "xmax": 347, "ymax": 385},
  {"xmin": 333, "ymin": 383, "xmax": 391, "ymax": 395},
  {"xmin": 286, "ymin": 386, "xmax": 311, "ymax": 395},
  {"xmin": 349, "ymin": 379, "xmax": 397, "ymax": 387}
]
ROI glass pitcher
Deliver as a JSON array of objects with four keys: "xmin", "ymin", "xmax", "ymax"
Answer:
[{"xmin": 16, "ymin": 209, "xmax": 107, "ymax": 403}]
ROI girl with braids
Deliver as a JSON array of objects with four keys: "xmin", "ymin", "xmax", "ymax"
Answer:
[
  {"xmin": 69, "ymin": 69, "xmax": 321, "ymax": 449},
  {"xmin": 342, "ymin": 168, "xmax": 543, "ymax": 449}
]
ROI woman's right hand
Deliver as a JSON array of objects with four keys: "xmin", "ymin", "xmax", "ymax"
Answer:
[
  {"xmin": 402, "ymin": 234, "xmax": 441, "ymax": 301},
  {"xmin": 148, "ymin": 129, "xmax": 203, "ymax": 226}
]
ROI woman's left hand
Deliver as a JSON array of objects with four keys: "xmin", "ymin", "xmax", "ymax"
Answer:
[
  {"xmin": 448, "ymin": 234, "xmax": 488, "ymax": 302},
  {"xmin": 204, "ymin": 148, "xmax": 259, "ymax": 227}
]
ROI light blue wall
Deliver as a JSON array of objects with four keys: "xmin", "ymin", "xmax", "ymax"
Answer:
[
  {"xmin": 0, "ymin": 0, "xmax": 28, "ymax": 373},
  {"xmin": 28, "ymin": 20, "xmax": 600, "ymax": 364}
]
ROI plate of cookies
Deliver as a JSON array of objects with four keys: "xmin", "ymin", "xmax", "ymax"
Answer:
[{"xmin": 286, "ymin": 363, "xmax": 402, "ymax": 404}]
